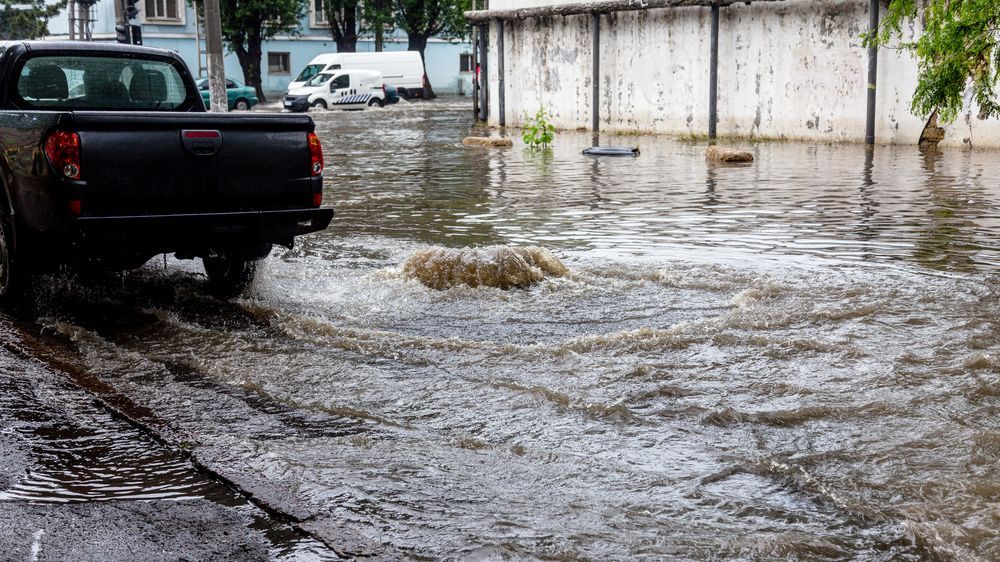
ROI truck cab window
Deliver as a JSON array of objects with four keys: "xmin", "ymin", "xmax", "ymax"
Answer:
[
  {"xmin": 15, "ymin": 55, "xmax": 195, "ymax": 111},
  {"xmin": 331, "ymin": 75, "xmax": 349, "ymax": 90}
]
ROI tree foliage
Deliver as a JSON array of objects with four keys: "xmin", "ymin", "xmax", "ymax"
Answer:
[
  {"xmin": 0, "ymin": 0, "xmax": 65, "ymax": 40},
  {"xmin": 394, "ymin": 0, "xmax": 471, "ymax": 49},
  {"xmin": 393, "ymin": 0, "xmax": 471, "ymax": 97},
  {"xmin": 361, "ymin": 0, "xmax": 394, "ymax": 50},
  {"xmin": 866, "ymin": 0, "xmax": 1000, "ymax": 122},
  {"xmin": 212, "ymin": 0, "xmax": 307, "ymax": 102}
]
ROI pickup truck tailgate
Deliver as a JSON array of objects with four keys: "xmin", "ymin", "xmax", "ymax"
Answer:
[{"xmin": 70, "ymin": 112, "xmax": 319, "ymax": 216}]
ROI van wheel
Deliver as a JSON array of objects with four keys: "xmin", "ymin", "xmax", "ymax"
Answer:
[
  {"xmin": 311, "ymin": 100, "xmax": 327, "ymax": 110},
  {"xmin": 368, "ymin": 98, "xmax": 384, "ymax": 108},
  {"xmin": 0, "ymin": 212, "xmax": 29, "ymax": 309},
  {"xmin": 234, "ymin": 98, "xmax": 250, "ymax": 111},
  {"xmin": 203, "ymin": 253, "xmax": 258, "ymax": 298}
]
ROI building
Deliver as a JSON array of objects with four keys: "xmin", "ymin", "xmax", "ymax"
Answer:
[
  {"xmin": 45, "ymin": 0, "xmax": 474, "ymax": 99},
  {"xmin": 471, "ymin": 0, "xmax": 1000, "ymax": 147}
]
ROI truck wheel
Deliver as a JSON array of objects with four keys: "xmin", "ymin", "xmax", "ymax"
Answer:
[
  {"xmin": 234, "ymin": 98, "xmax": 250, "ymax": 111},
  {"xmin": 368, "ymin": 98, "xmax": 384, "ymax": 108},
  {"xmin": 0, "ymin": 213, "xmax": 28, "ymax": 308},
  {"xmin": 203, "ymin": 254, "xmax": 258, "ymax": 298},
  {"xmin": 311, "ymin": 100, "xmax": 327, "ymax": 110}
]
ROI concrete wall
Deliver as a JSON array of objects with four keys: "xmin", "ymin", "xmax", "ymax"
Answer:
[{"xmin": 484, "ymin": 0, "xmax": 1000, "ymax": 147}]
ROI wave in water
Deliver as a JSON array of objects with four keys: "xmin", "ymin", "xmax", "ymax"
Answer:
[{"xmin": 401, "ymin": 245, "xmax": 568, "ymax": 290}]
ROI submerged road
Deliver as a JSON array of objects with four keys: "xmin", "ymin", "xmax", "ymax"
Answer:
[
  {"xmin": 0, "ymin": 319, "xmax": 339, "ymax": 560},
  {"xmin": 3, "ymin": 102, "xmax": 1000, "ymax": 559}
]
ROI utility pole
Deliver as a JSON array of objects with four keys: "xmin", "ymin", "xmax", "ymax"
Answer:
[{"xmin": 204, "ymin": 0, "xmax": 229, "ymax": 112}]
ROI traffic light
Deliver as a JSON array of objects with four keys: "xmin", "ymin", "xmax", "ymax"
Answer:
[
  {"xmin": 129, "ymin": 24, "xmax": 142, "ymax": 45},
  {"xmin": 115, "ymin": 23, "xmax": 131, "ymax": 44},
  {"xmin": 116, "ymin": 23, "xmax": 142, "ymax": 45},
  {"xmin": 125, "ymin": 0, "xmax": 139, "ymax": 20}
]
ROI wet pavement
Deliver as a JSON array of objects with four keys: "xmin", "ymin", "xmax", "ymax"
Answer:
[
  {"xmin": 4, "ymin": 99, "xmax": 1000, "ymax": 559},
  {"xmin": 0, "ymin": 320, "xmax": 339, "ymax": 560}
]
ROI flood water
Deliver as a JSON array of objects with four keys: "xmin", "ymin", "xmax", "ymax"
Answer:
[{"xmin": 21, "ymin": 101, "xmax": 1000, "ymax": 559}]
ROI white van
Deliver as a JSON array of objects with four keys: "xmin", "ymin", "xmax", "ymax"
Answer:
[
  {"xmin": 283, "ymin": 69, "xmax": 386, "ymax": 112},
  {"xmin": 288, "ymin": 51, "xmax": 425, "ymax": 99}
]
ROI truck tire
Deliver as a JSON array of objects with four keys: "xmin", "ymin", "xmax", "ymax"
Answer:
[
  {"xmin": 203, "ymin": 253, "xmax": 258, "ymax": 298},
  {"xmin": 368, "ymin": 98, "xmax": 384, "ymax": 108},
  {"xmin": 311, "ymin": 100, "xmax": 327, "ymax": 110},
  {"xmin": 0, "ymin": 212, "xmax": 28, "ymax": 309},
  {"xmin": 234, "ymin": 98, "xmax": 250, "ymax": 111}
]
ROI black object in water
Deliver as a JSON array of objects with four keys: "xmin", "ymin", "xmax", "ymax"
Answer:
[{"xmin": 583, "ymin": 146, "xmax": 640, "ymax": 157}]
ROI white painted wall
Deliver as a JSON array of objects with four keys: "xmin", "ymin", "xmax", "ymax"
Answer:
[
  {"xmin": 491, "ymin": 0, "xmax": 580, "ymax": 6},
  {"xmin": 484, "ymin": 0, "xmax": 1000, "ymax": 147}
]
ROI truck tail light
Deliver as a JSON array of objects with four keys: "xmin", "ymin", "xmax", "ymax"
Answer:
[
  {"xmin": 45, "ymin": 131, "xmax": 82, "ymax": 180},
  {"xmin": 307, "ymin": 132, "xmax": 324, "ymax": 176}
]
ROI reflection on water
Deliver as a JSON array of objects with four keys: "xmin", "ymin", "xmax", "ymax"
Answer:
[
  {"xmin": 20, "ymin": 102, "xmax": 1000, "ymax": 559},
  {"xmin": 325, "ymin": 103, "xmax": 1000, "ymax": 271}
]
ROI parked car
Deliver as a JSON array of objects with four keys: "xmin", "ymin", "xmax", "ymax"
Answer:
[
  {"xmin": 0, "ymin": 41, "xmax": 333, "ymax": 303},
  {"xmin": 196, "ymin": 77, "xmax": 258, "ymax": 111},
  {"xmin": 288, "ymin": 51, "xmax": 425, "ymax": 99},
  {"xmin": 284, "ymin": 70, "xmax": 387, "ymax": 112}
]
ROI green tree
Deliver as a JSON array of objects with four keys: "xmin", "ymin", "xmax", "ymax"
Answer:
[
  {"xmin": 0, "ymin": 0, "xmax": 65, "ymax": 40},
  {"xmin": 214, "ymin": 0, "xmax": 307, "ymax": 102},
  {"xmin": 362, "ymin": 0, "xmax": 393, "ymax": 51},
  {"xmin": 866, "ymin": 0, "xmax": 1000, "ymax": 122},
  {"xmin": 393, "ymin": 0, "xmax": 471, "ymax": 98},
  {"xmin": 323, "ymin": 0, "xmax": 358, "ymax": 52}
]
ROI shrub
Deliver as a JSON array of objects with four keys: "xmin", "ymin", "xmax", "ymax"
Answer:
[{"xmin": 522, "ymin": 107, "xmax": 555, "ymax": 149}]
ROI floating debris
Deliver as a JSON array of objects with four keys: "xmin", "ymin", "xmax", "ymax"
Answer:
[
  {"xmin": 583, "ymin": 146, "xmax": 640, "ymax": 157},
  {"xmin": 402, "ymin": 246, "xmax": 568, "ymax": 290},
  {"xmin": 706, "ymin": 145, "xmax": 754, "ymax": 163},
  {"xmin": 463, "ymin": 136, "xmax": 514, "ymax": 148}
]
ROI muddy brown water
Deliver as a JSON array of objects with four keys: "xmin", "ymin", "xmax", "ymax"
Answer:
[{"xmin": 12, "ymin": 101, "xmax": 1000, "ymax": 559}]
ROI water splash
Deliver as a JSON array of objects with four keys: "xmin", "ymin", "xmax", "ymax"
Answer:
[{"xmin": 401, "ymin": 245, "xmax": 568, "ymax": 290}]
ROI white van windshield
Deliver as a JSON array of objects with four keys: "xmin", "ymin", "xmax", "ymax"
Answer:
[
  {"xmin": 305, "ymin": 73, "xmax": 334, "ymax": 87},
  {"xmin": 295, "ymin": 64, "xmax": 324, "ymax": 83}
]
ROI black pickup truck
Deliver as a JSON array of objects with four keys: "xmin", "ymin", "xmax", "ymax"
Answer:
[{"xmin": 0, "ymin": 41, "xmax": 333, "ymax": 304}]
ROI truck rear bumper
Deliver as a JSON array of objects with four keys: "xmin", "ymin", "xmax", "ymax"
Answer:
[{"xmin": 71, "ymin": 207, "xmax": 334, "ymax": 254}]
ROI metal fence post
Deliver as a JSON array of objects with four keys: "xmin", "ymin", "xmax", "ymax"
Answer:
[
  {"xmin": 498, "ymin": 19, "xmax": 506, "ymax": 127},
  {"xmin": 709, "ymin": 5, "xmax": 719, "ymax": 140},
  {"xmin": 592, "ymin": 13, "xmax": 601, "ymax": 133},
  {"xmin": 472, "ymin": 1, "xmax": 479, "ymax": 119},
  {"xmin": 479, "ymin": 24, "xmax": 489, "ymax": 122},
  {"xmin": 865, "ymin": 0, "xmax": 879, "ymax": 146}
]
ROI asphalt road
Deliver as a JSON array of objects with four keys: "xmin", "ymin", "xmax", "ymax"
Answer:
[{"xmin": 0, "ymin": 318, "xmax": 330, "ymax": 561}]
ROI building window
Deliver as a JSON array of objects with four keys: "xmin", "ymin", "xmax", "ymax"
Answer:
[
  {"xmin": 144, "ymin": 0, "xmax": 181, "ymax": 22},
  {"xmin": 268, "ymin": 52, "xmax": 290, "ymax": 75},
  {"xmin": 312, "ymin": 0, "xmax": 329, "ymax": 27},
  {"xmin": 460, "ymin": 53, "xmax": 474, "ymax": 73}
]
